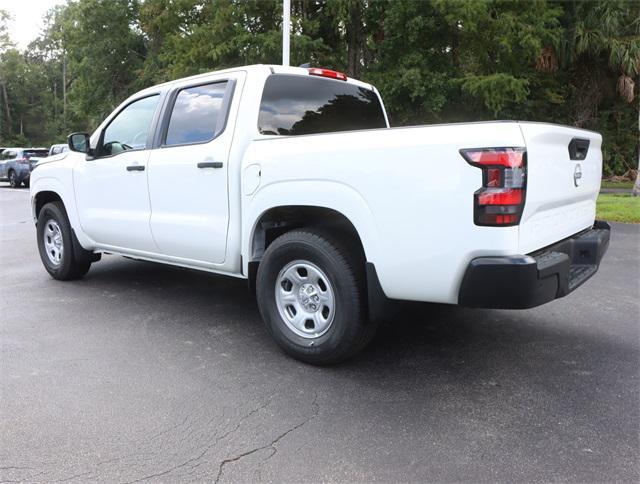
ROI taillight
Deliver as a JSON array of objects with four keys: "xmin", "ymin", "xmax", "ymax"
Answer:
[
  {"xmin": 460, "ymin": 147, "xmax": 527, "ymax": 226},
  {"xmin": 308, "ymin": 67, "xmax": 348, "ymax": 81}
]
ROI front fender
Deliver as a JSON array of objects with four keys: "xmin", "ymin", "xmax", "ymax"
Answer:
[{"xmin": 30, "ymin": 175, "xmax": 95, "ymax": 250}]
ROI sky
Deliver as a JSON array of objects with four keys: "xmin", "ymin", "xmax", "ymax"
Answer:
[{"xmin": 0, "ymin": 0, "xmax": 65, "ymax": 49}]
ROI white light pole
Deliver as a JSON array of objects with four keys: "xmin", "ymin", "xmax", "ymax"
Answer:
[{"xmin": 282, "ymin": 0, "xmax": 290, "ymax": 66}]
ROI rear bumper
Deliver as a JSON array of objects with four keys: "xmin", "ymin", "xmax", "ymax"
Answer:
[{"xmin": 458, "ymin": 221, "xmax": 611, "ymax": 309}]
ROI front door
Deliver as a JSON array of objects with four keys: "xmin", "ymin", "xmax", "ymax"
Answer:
[{"xmin": 73, "ymin": 94, "xmax": 161, "ymax": 252}]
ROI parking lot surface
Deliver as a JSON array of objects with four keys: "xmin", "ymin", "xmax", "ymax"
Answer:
[{"xmin": 1, "ymin": 183, "xmax": 639, "ymax": 483}]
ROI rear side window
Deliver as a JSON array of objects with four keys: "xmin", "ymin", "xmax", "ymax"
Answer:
[
  {"xmin": 24, "ymin": 150, "xmax": 48, "ymax": 158},
  {"xmin": 258, "ymin": 74, "xmax": 387, "ymax": 136},
  {"xmin": 165, "ymin": 81, "xmax": 228, "ymax": 146}
]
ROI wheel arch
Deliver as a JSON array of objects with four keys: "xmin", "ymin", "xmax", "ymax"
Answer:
[
  {"xmin": 31, "ymin": 176, "xmax": 95, "ymax": 251},
  {"xmin": 244, "ymin": 181, "xmax": 381, "ymax": 267},
  {"xmin": 244, "ymin": 200, "xmax": 391, "ymax": 322},
  {"xmin": 33, "ymin": 190, "xmax": 63, "ymax": 220},
  {"xmin": 248, "ymin": 205, "xmax": 367, "ymax": 265}
]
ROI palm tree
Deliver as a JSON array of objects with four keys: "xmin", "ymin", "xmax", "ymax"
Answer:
[{"xmin": 554, "ymin": 0, "xmax": 639, "ymax": 191}]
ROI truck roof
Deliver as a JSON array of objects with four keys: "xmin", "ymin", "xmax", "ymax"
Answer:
[{"xmin": 134, "ymin": 64, "xmax": 375, "ymax": 97}]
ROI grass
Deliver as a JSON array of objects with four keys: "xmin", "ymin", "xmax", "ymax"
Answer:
[
  {"xmin": 601, "ymin": 180, "xmax": 634, "ymax": 189},
  {"xmin": 596, "ymin": 193, "xmax": 640, "ymax": 223}
]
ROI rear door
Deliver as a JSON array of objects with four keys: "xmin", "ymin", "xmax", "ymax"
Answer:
[
  {"xmin": 518, "ymin": 122, "xmax": 602, "ymax": 254},
  {"xmin": 147, "ymin": 72, "xmax": 243, "ymax": 264}
]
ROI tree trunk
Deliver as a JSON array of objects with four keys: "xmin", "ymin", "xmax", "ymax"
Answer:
[
  {"xmin": 634, "ymin": 105, "xmax": 640, "ymax": 197},
  {"xmin": 1, "ymin": 80, "xmax": 11, "ymax": 134},
  {"xmin": 346, "ymin": 0, "xmax": 361, "ymax": 78},
  {"xmin": 53, "ymin": 79, "xmax": 57, "ymax": 119},
  {"xmin": 62, "ymin": 49, "xmax": 67, "ymax": 132}
]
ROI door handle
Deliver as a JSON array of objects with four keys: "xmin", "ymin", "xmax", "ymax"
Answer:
[
  {"xmin": 197, "ymin": 161, "xmax": 223, "ymax": 169},
  {"xmin": 126, "ymin": 165, "xmax": 145, "ymax": 171}
]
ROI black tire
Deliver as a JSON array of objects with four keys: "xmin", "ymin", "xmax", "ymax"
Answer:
[
  {"xmin": 256, "ymin": 229, "xmax": 377, "ymax": 365},
  {"xmin": 8, "ymin": 170, "xmax": 19, "ymax": 188},
  {"xmin": 37, "ymin": 201, "xmax": 92, "ymax": 280}
]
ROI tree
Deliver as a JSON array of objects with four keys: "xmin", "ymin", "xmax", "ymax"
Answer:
[
  {"xmin": 0, "ymin": 9, "xmax": 10, "ymax": 52},
  {"xmin": 556, "ymin": 0, "xmax": 640, "ymax": 176},
  {"xmin": 0, "ymin": 0, "xmax": 636, "ymax": 178},
  {"xmin": 0, "ymin": 9, "xmax": 13, "ymax": 142},
  {"xmin": 139, "ymin": 0, "xmax": 332, "ymax": 80},
  {"xmin": 361, "ymin": 0, "xmax": 564, "ymax": 124},
  {"xmin": 55, "ymin": 0, "xmax": 146, "ymax": 128}
]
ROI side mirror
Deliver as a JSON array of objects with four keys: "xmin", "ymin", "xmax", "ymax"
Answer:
[{"xmin": 68, "ymin": 132, "xmax": 91, "ymax": 154}]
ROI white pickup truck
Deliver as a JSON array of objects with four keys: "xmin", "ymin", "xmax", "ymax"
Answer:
[{"xmin": 30, "ymin": 64, "xmax": 610, "ymax": 364}]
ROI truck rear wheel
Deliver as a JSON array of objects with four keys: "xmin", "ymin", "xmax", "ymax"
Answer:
[
  {"xmin": 37, "ymin": 202, "xmax": 92, "ymax": 280},
  {"xmin": 256, "ymin": 229, "xmax": 376, "ymax": 365}
]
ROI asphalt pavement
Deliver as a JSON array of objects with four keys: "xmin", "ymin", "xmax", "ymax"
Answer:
[{"xmin": 1, "ymin": 183, "xmax": 639, "ymax": 483}]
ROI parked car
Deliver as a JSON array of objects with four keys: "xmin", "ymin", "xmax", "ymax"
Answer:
[
  {"xmin": 1, "ymin": 148, "xmax": 48, "ymax": 187},
  {"xmin": 29, "ymin": 144, "xmax": 68, "ymax": 168},
  {"xmin": 30, "ymin": 65, "xmax": 610, "ymax": 364},
  {"xmin": 48, "ymin": 144, "xmax": 69, "ymax": 156}
]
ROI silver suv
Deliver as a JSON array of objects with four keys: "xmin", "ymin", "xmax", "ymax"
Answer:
[{"xmin": 0, "ymin": 148, "xmax": 49, "ymax": 188}]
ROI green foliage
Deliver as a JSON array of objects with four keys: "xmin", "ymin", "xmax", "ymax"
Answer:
[
  {"xmin": 598, "ymin": 100, "xmax": 639, "ymax": 176},
  {"xmin": 64, "ymin": 0, "xmax": 146, "ymax": 126},
  {"xmin": 601, "ymin": 180, "xmax": 634, "ymax": 189},
  {"xmin": 460, "ymin": 74, "xmax": 530, "ymax": 116},
  {"xmin": 0, "ymin": 0, "xmax": 637, "ymax": 175},
  {"xmin": 571, "ymin": 0, "xmax": 640, "ymax": 77},
  {"xmin": 0, "ymin": 9, "xmax": 11, "ymax": 52},
  {"xmin": 0, "ymin": 48, "xmax": 53, "ymax": 145},
  {"xmin": 596, "ymin": 193, "xmax": 640, "ymax": 223}
]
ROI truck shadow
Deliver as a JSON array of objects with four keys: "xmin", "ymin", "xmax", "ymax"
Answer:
[
  {"xmin": 78, "ymin": 255, "xmax": 638, "ymax": 460},
  {"xmin": 83, "ymin": 254, "xmax": 636, "ymax": 385}
]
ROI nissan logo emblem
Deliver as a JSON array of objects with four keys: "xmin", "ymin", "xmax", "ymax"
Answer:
[{"xmin": 574, "ymin": 164, "xmax": 582, "ymax": 187}]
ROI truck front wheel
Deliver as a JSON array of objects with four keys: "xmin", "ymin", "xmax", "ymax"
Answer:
[
  {"xmin": 256, "ymin": 229, "xmax": 376, "ymax": 365},
  {"xmin": 37, "ymin": 202, "xmax": 92, "ymax": 280}
]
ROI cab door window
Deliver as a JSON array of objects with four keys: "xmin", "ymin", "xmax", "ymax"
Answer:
[
  {"xmin": 101, "ymin": 95, "xmax": 159, "ymax": 156},
  {"xmin": 164, "ymin": 82, "xmax": 228, "ymax": 146}
]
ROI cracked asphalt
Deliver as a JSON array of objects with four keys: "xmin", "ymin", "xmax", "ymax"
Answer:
[{"xmin": 1, "ymin": 183, "xmax": 639, "ymax": 483}]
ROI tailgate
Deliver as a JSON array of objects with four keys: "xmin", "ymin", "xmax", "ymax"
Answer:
[{"xmin": 518, "ymin": 122, "xmax": 602, "ymax": 254}]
